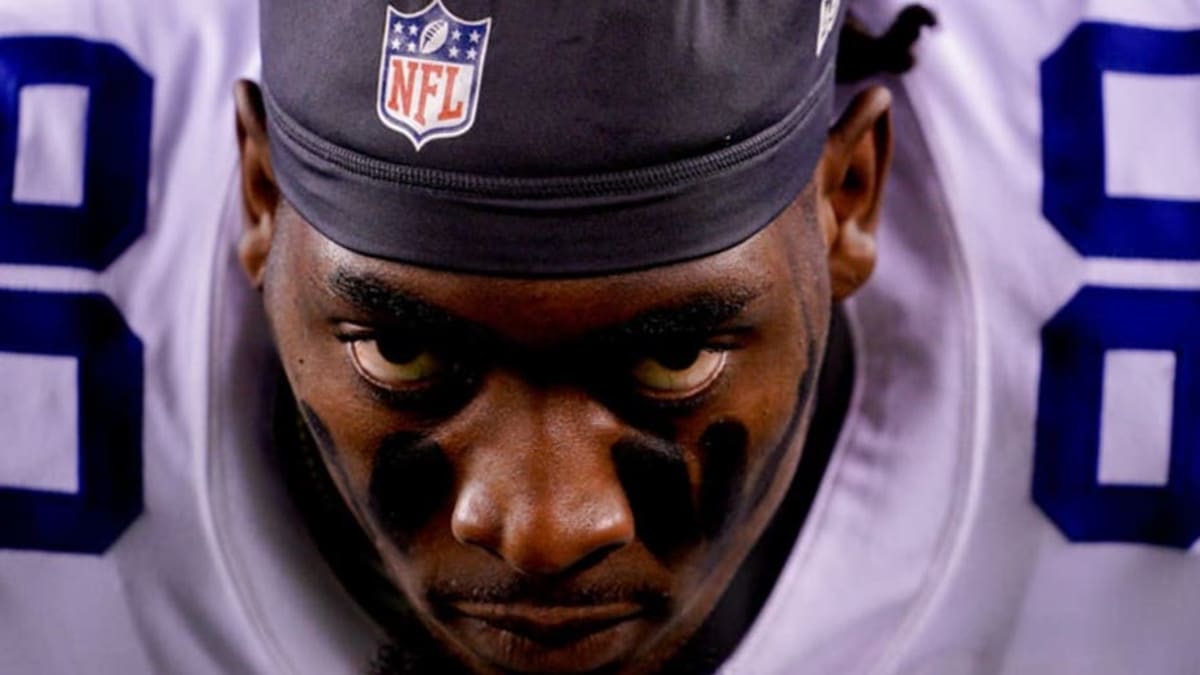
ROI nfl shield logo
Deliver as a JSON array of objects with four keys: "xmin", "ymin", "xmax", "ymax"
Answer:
[{"xmin": 376, "ymin": 1, "xmax": 492, "ymax": 150}]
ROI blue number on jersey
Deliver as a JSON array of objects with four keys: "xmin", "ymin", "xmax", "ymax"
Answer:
[
  {"xmin": 1037, "ymin": 24, "xmax": 1200, "ymax": 549},
  {"xmin": 0, "ymin": 37, "xmax": 151, "ymax": 553}
]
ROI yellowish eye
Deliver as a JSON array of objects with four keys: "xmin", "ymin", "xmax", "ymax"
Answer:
[
  {"xmin": 349, "ymin": 338, "xmax": 445, "ymax": 388},
  {"xmin": 631, "ymin": 347, "xmax": 727, "ymax": 396}
]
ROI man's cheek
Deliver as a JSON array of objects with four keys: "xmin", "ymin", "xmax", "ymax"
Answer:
[
  {"xmin": 297, "ymin": 398, "xmax": 380, "ymax": 508},
  {"xmin": 745, "ymin": 342, "xmax": 820, "ymax": 514},
  {"xmin": 695, "ymin": 344, "xmax": 812, "ymax": 535}
]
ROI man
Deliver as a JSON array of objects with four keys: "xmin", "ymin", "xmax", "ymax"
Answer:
[
  {"xmin": 0, "ymin": 0, "xmax": 936, "ymax": 672},
  {"xmin": 231, "ymin": 1, "xmax": 900, "ymax": 673}
]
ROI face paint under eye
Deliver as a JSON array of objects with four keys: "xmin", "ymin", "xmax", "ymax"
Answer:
[
  {"xmin": 368, "ymin": 432, "xmax": 454, "ymax": 544},
  {"xmin": 611, "ymin": 435, "xmax": 697, "ymax": 556},
  {"xmin": 697, "ymin": 421, "xmax": 749, "ymax": 538}
]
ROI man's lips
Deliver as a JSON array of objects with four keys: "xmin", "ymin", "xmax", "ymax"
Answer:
[
  {"xmin": 431, "ymin": 592, "xmax": 669, "ymax": 672},
  {"xmin": 447, "ymin": 601, "xmax": 644, "ymax": 645}
]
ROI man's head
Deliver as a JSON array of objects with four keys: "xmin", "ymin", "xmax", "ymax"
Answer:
[{"xmin": 236, "ymin": 2, "xmax": 892, "ymax": 672}]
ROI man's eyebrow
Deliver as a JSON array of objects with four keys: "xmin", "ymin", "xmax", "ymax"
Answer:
[
  {"xmin": 328, "ymin": 267, "xmax": 762, "ymax": 347},
  {"xmin": 593, "ymin": 286, "xmax": 764, "ymax": 346},
  {"xmin": 326, "ymin": 268, "xmax": 481, "ymax": 335}
]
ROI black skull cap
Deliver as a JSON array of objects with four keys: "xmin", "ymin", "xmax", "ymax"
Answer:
[{"xmin": 261, "ymin": 0, "xmax": 847, "ymax": 275}]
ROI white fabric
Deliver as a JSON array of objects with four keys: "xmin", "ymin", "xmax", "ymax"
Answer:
[
  {"xmin": 0, "ymin": 2, "xmax": 316, "ymax": 673},
  {"xmin": 12, "ymin": 85, "xmax": 88, "ymax": 207},
  {"xmin": 0, "ymin": 2, "xmax": 978, "ymax": 672},
  {"xmin": 1103, "ymin": 72, "xmax": 1200, "ymax": 202},
  {"xmin": 8, "ymin": 1, "xmax": 1199, "ymax": 673},
  {"xmin": 729, "ymin": 2, "xmax": 1200, "ymax": 674},
  {"xmin": 1097, "ymin": 350, "xmax": 1175, "ymax": 487},
  {"xmin": 0, "ymin": 352, "xmax": 78, "ymax": 493},
  {"xmin": 882, "ymin": 3, "xmax": 1200, "ymax": 670}
]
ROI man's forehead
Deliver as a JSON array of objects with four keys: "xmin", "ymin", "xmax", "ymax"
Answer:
[{"xmin": 298, "ymin": 217, "xmax": 780, "ymax": 347}]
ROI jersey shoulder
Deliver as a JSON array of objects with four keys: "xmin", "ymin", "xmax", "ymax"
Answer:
[
  {"xmin": 833, "ymin": 3, "xmax": 1200, "ymax": 673},
  {"xmin": 0, "ymin": 2, "xmax": 273, "ymax": 673}
]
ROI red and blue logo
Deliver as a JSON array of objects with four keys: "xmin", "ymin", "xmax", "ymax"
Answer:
[{"xmin": 376, "ymin": 1, "xmax": 491, "ymax": 150}]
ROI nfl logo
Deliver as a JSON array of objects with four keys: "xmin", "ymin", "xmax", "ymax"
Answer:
[{"xmin": 376, "ymin": 1, "xmax": 492, "ymax": 150}]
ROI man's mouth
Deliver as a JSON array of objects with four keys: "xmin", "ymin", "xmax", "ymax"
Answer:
[
  {"xmin": 448, "ymin": 601, "xmax": 644, "ymax": 645},
  {"xmin": 434, "ymin": 597, "xmax": 657, "ymax": 673}
]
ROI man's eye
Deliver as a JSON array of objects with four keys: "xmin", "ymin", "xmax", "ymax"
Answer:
[
  {"xmin": 630, "ymin": 347, "xmax": 727, "ymax": 396},
  {"xmin": 349, "ymin": 337, "xmax": 446, "ymax": 388}
]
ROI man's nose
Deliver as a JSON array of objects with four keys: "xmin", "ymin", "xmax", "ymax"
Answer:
[{"xmin": 447, "ymin": 376, "xmax": 635, "ymax": 576}]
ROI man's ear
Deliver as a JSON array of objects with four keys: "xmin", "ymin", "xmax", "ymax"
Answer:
[
  {"xmin": 817, "ymin": 85, "xmax": 892, "ymax": 300},
  {"xmin": 235, "ymin": 79, "xmax": 278, "ymax": 289}
]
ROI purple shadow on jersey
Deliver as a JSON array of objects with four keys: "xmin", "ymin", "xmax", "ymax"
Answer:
[{"xmin": 376, "ymin": 1, "xmax": 491, "ymax": 151}]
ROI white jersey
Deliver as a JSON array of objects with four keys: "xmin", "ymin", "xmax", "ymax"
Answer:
[
  {"xmin": 724, "ymin": 2, "xmax": 1200, "ymax": 674},
  {"xmin": 9, "ymin": 2, "xmax": 1198, "ymax": 675},
  {"xmin": 0, "ymin": 2, "xmax": 992, "ymax": 673},
  {"xmin": 0, "ymin": 2, "xmax": 378, "ymax": 673}
]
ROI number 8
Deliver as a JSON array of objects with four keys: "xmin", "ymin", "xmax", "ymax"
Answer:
[
  {"xmin": 0, "ymin": 37, "xmax": 151, "ymax": 553},
  {"xmin": 1036, "ymin": 23, "xmax": 1200, "ymax": 549}
]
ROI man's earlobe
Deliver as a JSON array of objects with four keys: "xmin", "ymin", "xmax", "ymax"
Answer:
[
  {"xmin": 235, "ymin": 79, "xmax": 278, "ymax": 289},
  {"xmin": 818, "ymin": 85, "xmax": 892, "ymax": 301}
]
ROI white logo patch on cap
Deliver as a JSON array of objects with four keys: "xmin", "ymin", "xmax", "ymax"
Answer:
[
  {"xmin": 376, "ymin": 1, "xmax": 492, "ymax": 150},
  {"xmin": 817, "ymin": 0, "xmax": 840, "ymax": 56}
]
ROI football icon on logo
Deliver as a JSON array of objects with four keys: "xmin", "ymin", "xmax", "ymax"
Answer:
[{"xmin": 420, "ymin": 19, "xmax": 449, "ymax": 54}]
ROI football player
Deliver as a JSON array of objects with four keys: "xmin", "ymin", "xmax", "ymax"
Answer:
[
  {"xmin": 232, "ymin": 1, "xmax": 931, "ymax": 673},
  {"xmin": 0, "ymin": 1, "xmax": 935, "ymax": 673}
]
